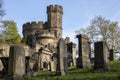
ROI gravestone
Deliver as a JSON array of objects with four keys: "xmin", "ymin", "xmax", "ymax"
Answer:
[
  {"xmin": 94, "ymin": 41, "xmax": 109, "ymax": 71},
  {"xmin": 67, "ymin": 42, "xmax": 76, "ymax": 66},
  {"xmin": 56, "ymin": 38, "xmax": 68, "ymax": 76},
  {"xmin": 109, "ymin": 49, "xmax": 115, "ymax": 61},
  {"xmin": 8, "ymin": 45, "xmax": 25, "ymax": 79},
  {"xmin": 76, "ymin": 34, "xmax": 91, "ymax": 68}
]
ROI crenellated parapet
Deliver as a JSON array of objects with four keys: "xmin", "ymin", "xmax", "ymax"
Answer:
[
  {"xmin": 22, "ymin": 21, "xmax": 46, "ymax": 37},
  {"xmin": 47, "ymin": 5, "xmax": 63, "ymax": 14},
  {"xmin": 23, "ymin": 21, "xmax": 44, "ymax": 32}
]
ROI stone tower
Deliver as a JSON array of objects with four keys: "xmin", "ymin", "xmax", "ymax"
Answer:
[{"xmin": 47, "ymin": 5, "xmax": 63, "ymax": 40}]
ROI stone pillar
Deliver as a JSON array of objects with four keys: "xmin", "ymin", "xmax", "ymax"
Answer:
[
  {"xmin": 76, "ymin": 34, "xmax": 91, "ymax": 68},
  {"xmin": 56, "ymin": 38, "xmax": 68, "ymax": 76},
  {"xmin": 94, "ymin": 41, "xmax": 109, "ymax": 71},
  {"xmin": 8, "ymin": 45, "xmax": 25, "ymax": 79},
  {"xmin": 109, "ymin": 49, "xmax": 115, "ymax": 61},
  {"xmin": 67, "ymin": 42, "xmax": 76, "ymax": 66}
]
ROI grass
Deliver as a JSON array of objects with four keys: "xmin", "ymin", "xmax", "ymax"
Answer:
[
  {"xmin": 32, "ymin": 68, "xmax": 120, "ymax": 80},
  {"xmin": 31, "ymin": 60, "xmax": 120, "ymax": 80},
  {"xmin": 1, "ymin": 60, "xmax": 120, "ymax": 80}
]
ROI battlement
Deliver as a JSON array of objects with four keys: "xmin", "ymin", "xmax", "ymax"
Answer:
[
  {"xmin": 47, "ymin": 5, "xmax": 63, "ymax": 14},
  {"xmin": 23, "ymin": 21, "xmax": 44, "ymax": 31},
  {"xmin": 23, "ymin": 21, "xmax": 43, "ymax": 27}
]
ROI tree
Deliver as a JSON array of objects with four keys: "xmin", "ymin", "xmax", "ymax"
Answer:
[
  {"xmin": 0, "ymin": 20, "xmax": 21, "ymax": 44},
  {"xmin": 75, "ymin": 16, "xmax": 120, "ymax": 51}
]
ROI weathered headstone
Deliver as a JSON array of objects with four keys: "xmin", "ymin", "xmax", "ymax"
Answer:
[
  {"xmin": 109, "ymin": 49, "xmax": 115, "ymax": 61},
  {"xmin": 94, "ymin": 41, "xmax": 109, "ymax": 71},
  {"xmin": 76, "ymin": 34, "xmax": 91, "ymax": 68},
  {"xmin": 8, "ymin": 45, "xmax": 25, "ymax": 79},
  {"xmin": 56, "ymin": 38, "xmax": 68, "ymax": 76},
  {"xmin": 67, "ymin": 42, "xmax": 76, "ymax": 66}
]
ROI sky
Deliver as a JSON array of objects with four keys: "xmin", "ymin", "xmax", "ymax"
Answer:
[{"xmin": 3, "ymin": 0, "xmax": 120, "ymax": 44}]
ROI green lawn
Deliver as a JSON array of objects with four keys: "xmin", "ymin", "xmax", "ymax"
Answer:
[
  {"xmin": 28, "ymin": 60, "xmax": 120, "ymax": 80},
  {"xmin": 1, "ymin": 60, "xmax": 120, "ymax": 80}
]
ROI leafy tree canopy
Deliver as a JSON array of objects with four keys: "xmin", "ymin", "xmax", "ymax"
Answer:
[{"xmin": 0, "ymin": 20, "xmax": 21, "ymax": 44}]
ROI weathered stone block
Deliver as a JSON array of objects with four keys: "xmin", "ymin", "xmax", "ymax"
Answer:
[
  {"xmin": 76, "ymin": 34, "xmax": 91, "ymax": 68},
  {"xmin": 94, "ymin": 41, "xmax": 109, "ymax": 71},
  {"xmin": 67, "ymin": 42, "xmax": 76, "ymax": 67},
  {"xmin": 56, "ymin": 38, "xmax": 68, "ymax": 76},
  {"xmin": 8, "ymin": 45, "xmax": 25, "ymax": 79}
]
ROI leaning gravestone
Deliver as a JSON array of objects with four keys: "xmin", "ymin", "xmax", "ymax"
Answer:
[
  {"xmin": 8, "ymin": 45, "xmax": 25, "ymax": 79},
  {"xmin": 56, "ymin": 38, "xmax": 68, "ymax": 76},
  {"xmin": 76, "ymin": 34, "xmax": 91, "ymax": 68},
  {"xmin": 94, "ymin": 41, "xmax": 109, "ymax": 71}
]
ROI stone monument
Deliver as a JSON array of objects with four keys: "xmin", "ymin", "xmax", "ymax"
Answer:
[
  {"xmin": 56, "ymin": 38, "xmax": 68, "ymax": 76},
  {"xmin": 67, "ymin": 42, "xmax": 76, "ymax": 66},
  {"xmin": 94, "ymin": 41, "xmax": 109, "ymax": 71},
  {"xmin": 76, "ymin": 34, "xmax": 91, "ymax": 68},
  {"xmin": 8, "ymin": 45, "xmax": 25, "ymax": 79}
]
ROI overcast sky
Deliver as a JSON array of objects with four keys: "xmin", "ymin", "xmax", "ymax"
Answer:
[{"xmin": 3, "ymin": 0, "xmax": 120, "ymax": 43}]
